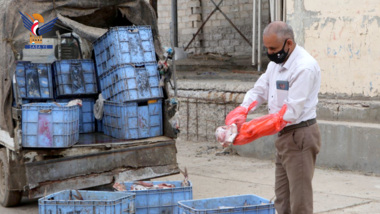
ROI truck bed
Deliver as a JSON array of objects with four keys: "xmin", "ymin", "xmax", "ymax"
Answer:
[
  {"xmin": 20, "ymin": 134, "xmax": 179, "ymax": 198},
  {"xmin": 76, "ymin": 133, "xmax": 173, "ymax": 146}
]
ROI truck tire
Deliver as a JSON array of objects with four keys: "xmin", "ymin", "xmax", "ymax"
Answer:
[{"xmin": 0, "ymin": 148, "xmax": 22, "ymax": 207}]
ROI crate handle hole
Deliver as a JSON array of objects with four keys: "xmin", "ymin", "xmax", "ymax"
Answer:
[
  {"xmin": 137, "ymin": 101, "xmax": 148, "ymax": 106},
  {"xmin": 128, "ymin": 29, "xmax": 139, "ymax": 33},
  {"xmin": 134, "ymin": 65, "xmax": 145, "ymax": 69}
]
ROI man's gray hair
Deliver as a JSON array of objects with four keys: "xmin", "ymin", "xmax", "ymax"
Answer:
[{"xmin": 263, "ymin": 21, "xmax": 295, "ymax": 41}]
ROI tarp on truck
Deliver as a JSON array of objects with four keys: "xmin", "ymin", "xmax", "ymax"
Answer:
[{"xmin": 0, "ymin": 0, "xmax": 164, "ymax": 137}]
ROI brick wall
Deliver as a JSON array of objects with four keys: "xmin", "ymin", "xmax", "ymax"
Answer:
[{"xmin": 157, "ymin": 0, "xmax": 270, "ymax": 56}]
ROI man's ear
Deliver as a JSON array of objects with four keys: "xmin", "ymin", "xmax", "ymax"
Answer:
[
  {"xmin": 287, "ymin": 39, "xmax": 295, "ymax": 47},
  {"xmin": 286, "ymin": 39, "xmax": 293, "ymax": 47}
]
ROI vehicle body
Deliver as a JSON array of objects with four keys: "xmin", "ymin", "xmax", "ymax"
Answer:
[{"xmin": 0, "ymin": 0, "xmax": 178, "ymax": 207}]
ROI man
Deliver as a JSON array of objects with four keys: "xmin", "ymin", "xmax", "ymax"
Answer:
[{"xmin": 241, "ymin": 21, "xmax": 321, "ymax": 213}]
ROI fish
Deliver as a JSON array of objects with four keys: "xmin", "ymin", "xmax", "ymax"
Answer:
[
  {"xmin": 66, "ymin": 99, "xmax": 82, "ymax": 107},
  {"xmin": 74, "ymin": 190, "xmax": 83, "ymax": 200},
  {"xmin": 180, "ymin": 167, "xmax": 190, "ymax": 187},
  {"xmin": 131, "ymin": 184, "xmax": 149, "ymax": 190},
  {"xmin": 158, "ymin": 183, "xmax": 175, "ymax": 188},
  {"xmin": 113, "ymin": 182, "xmax": 127, "ymax": 191},
  {"xmin": 39, "ymin": 109, "xmax": 52, "ymax": 114},
  {"xmin": 130, "ymin": 181, "xmax": 176, "ymax": 190},
  {"xmin": 134, "ymin": 181, "xmax": 154, "ymax": 188}
]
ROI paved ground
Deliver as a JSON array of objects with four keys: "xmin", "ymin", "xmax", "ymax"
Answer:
[
  {"xmin": 1, "ymin": 138, "xmax": 380, "ymax": 213},
  {"xmin": 155, "ymin": 138, "xmax": 380, "ymax": 214}
]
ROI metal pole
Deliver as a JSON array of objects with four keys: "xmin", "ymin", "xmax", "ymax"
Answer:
[
  {"xmin": 258, "ymin": 0, "xmax": 262, "ymax": 72},
  {"xmin": 173, "ymin": 57, "xmax": 178, "ymax": 97},
  {"xmin": 277, "ymin": 0, "xmax": 283, "ymax": 21},
  {"xmin": 171, "ymin": 0, "xmax": 178, "ymax": 47},
  {"xmin": 283, "ymin": 0, "xmax": 287, "ymax": 22},
  {"xmin": 252, "ymin": 0, "xmax": 257, "ymax": 66},
  {"xmin": 273, "ymin": 0, "xmax": 278, "ymax": 21},
  {"xmin": 185, "ymin": 0, "xmax": 224, "ymax": 51},
  {"xmin": 171, "ymin": 0, "xmax": 178, "ymax": 96},
  {"xmin": 210, "ymin": 0, "xmax": 252, "ymax": 46}
]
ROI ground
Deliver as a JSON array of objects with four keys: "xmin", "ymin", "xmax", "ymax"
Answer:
[
  {"xmin": 154, "ymin": 138, "xmax": 380, "ymax": 214},
  {"xmin": 1, "ymin": 137, "xmax": 380, "ymax": 213}
]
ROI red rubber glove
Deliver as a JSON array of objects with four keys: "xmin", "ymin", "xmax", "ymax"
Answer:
[
  {"xmin": 233, "ymin": 104, "xmax": 290, "ymax": 145},
  {"xmin": 225, "ymin": 101, "xmax": 258, "ymax": 130}
]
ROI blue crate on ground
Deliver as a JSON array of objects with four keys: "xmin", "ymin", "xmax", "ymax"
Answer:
[
  {"xmin": 22, "ymin": 103, "xmax": 79, "ymax": 148},
  {"xmin": 123, "ymin": 181, "xmax": 193, "ymax": 214},
  {"xmin": 14, "ymin": 61, "xmax": 54, "ymax": 100},
  {"xmin": 178, "ymin": 194, "xmax": 275, "ymax": 214},
  {"xmin": 38, "ymin": 190, "xmax": 135, "ymax": 214},
  {"xmin": 103, "ymin": 99, "xmax": 163, "ymax": 139},
  {"xmin": 56, "ymin": 98, "xmax": 96, "ymax": 133},
  {"xmin": 53, "ymin": 60, "xmax": 98, "ymax": 97},
  {"xmin": 99, "ymin": 63, "xmax": 163, "ymax": 102},
  {"xmin": 93, "ymin": 26, "xmax": 156, "ymax": 76}
]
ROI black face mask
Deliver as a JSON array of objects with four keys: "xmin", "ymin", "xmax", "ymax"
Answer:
[{"xmin": 267, "ymin": 39, "xmax": 289, "ymax": 64}]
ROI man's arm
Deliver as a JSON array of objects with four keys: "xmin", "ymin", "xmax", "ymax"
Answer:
[{"xmin": 241, "ymin": 71, "xmax": 270, "ymax": 112}]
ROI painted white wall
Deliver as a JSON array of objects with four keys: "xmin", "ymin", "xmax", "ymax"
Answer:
[{"xmin": 288, "ymin": 0, "xmax": 380, "ymax": 97}]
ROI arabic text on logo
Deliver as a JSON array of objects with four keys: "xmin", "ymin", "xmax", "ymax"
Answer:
[{"xmin": 19, "ymin": 11, "xmax": 57, "ymax": 45}]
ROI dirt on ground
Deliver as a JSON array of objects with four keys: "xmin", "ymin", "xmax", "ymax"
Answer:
[
  {"xmin": 154, "ymin": 137, "xmax": 380, "ymax": 214},
  {"xmin": 154, "ymin": 137, "xmax": 278, "ymax": 200},
  {"xmin": 2, "ymin": 137, "xmax": 380, "ymax": 213}
]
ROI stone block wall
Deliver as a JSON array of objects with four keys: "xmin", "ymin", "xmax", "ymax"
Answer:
[{"xmin": 157, "ymin": 0, "xmax": 270, "ymax": 56}]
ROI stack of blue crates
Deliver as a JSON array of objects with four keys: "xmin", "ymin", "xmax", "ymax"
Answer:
[
  {"xmin": 13, "ymin": 61, "xmax": 54, "ymax": 104},
  {"xmin": 14, "ymin": 61, "xmax": 82, "ymax": 148},
  {"xmin": 93, "ymin": 26, "xmax": 164, "ymax": 140},
  {"xmin": 52, "ymin": 59, "xmax": 100, "ymax": 134}
]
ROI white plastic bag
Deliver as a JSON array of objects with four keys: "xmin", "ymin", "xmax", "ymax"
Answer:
[{"xmin": 94, "ymin": 94, "xmax": 105, "ymax": 120}]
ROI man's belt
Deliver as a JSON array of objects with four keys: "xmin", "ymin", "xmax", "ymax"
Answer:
[{"xmin": 279, "ymin": 118, "xmax": 317, "ymax": 135}]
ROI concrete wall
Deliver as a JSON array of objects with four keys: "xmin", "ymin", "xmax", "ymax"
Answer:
[
  {"xmin": 287, "ymin": 0, "xmax": 380, "ymax": 97},
  {"xmin": 164, "ymin": 0, "xmax": 380, "ymax": 175},
  {"xmin": 157, "ymin": 0, "xmax": 380, "ymax": 97},
  {"xmin": 171, "ymin": 79, "xmax": 380, "ymax": 175},
  {"xmin": 157, "ymin": 0, "xmax": 270, "ymax": 55}
]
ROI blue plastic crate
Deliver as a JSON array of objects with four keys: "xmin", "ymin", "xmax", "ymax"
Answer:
[
  {"xmin": 14, "ymin": 61, "xmax": 54, "ymax": 99},
  {"xmin": 178, "ymin": 195, "xmax": 275, "ymax": 214},
  {"xmin": 99, "ymin": 63, "xmax": 163, "ymax": 102},
  {"xmin": 123, "ymin": 181, "xmax": 193, "ymax": 214},
  {"xmin": 97, "ymin": 119, "xmax": 103, "ymax": 133},
  {"xmin": 103, "ymin": 99, "xmax": 163, "ymax": 139},
  {"xmin": 56, "ymin": 98, "xmax": 96, "ymax": 133},
  {"xmin": 93, "ymin": 26, "xmax": 156, "ymax": 76},
  {"xmin": 39, "ymin": 190, "xmax": 135, "ymax": 214},
  {"xmin": 53, "ymin": 60, "xmax": 98, "ymax": 97},
  {"xmin": 21, "ymin": 103, "xmax": 79, "ymax": 148}
]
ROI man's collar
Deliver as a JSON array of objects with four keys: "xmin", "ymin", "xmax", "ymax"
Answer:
[{"xmin": 282, "ymin": 45, "xmax": 299, "ymax": 70}]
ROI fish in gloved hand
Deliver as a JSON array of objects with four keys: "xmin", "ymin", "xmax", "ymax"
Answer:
[
  {"xmin": 215, "ymin": 102, "xmax": 289, "ymax": 146},
  {"xmin": 215, "ymin": 101, "xmax": 257, "ymax": 147},
  {"xmin": 215, "ymin": 124, "xmax": 238, "ymax": 147}
]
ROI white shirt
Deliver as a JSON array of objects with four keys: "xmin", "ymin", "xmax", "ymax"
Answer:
[{"xmin": 241, "ymin": 45, "xmax": 321, "ymax": 125}]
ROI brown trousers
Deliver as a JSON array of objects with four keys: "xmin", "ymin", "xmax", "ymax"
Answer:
[{"xmin": 274, "ymin": 123, "xmax": 321, "ymax": 214}]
